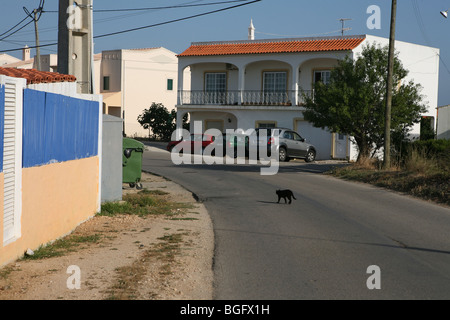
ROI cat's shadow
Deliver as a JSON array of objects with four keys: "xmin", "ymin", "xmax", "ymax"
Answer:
[{"xmin": 257, "ymin": 200, "xmax": 286, "ymax": 204}]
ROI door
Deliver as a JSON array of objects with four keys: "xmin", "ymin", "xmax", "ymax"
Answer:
[
  {"xmin": 333, "ymin": 133, "xmax": 347, "ymax": 159},
  {"xmin": 291, "ymin": 131, "xmax": 308, "ymax": 157}
]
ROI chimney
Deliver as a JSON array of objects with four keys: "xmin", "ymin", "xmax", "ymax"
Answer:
[
  {"xmin": 23, "ymin": 45, "xmax": 31, "ymax": 61},
  {"xmin": 248, "ymin": 19, "xmax": 255, "ymax": 40}
]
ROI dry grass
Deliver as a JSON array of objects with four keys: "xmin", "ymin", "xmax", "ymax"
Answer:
[{"xmin": 329, "ymin": 151, "xmax": 449, "ymax": 206}]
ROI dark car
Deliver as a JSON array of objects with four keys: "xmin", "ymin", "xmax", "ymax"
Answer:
[
  {"xmin": 249, "ymin": 127, "xmax": 316, "ymax": 162},
  {"xmin": 167, "ymin": 134, "xmax": 215, "ymax": 153},
  {"xmin": 221, "ymin": 133, "xmax": 249, "ymax": 158}
]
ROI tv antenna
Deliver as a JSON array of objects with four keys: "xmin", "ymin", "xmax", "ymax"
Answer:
[{"xmin": 338, "ymin": 18, "xmax": 352, "ymax": 36}]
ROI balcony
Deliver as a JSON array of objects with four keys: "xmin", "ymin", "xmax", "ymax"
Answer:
[{"xmin": 178, "ymin": 90, "xmax": 314, "ymax": 106}]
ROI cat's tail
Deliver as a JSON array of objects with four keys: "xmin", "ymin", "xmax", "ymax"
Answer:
[{"xmin": 293, "ymin": 195, "xmax": 297, "ymax": 200}]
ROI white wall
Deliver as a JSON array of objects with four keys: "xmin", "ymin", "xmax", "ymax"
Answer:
[
  {"xmin": 437, "ymin": 105, "xmax": 450, "ymax": 139},
  {"xmin": 354, "ymin": 35, "xmax": 440, "ymax": 137},
  {"xmin": 100, "ymin": 48, "xmax": 179, "ymax": 137}
]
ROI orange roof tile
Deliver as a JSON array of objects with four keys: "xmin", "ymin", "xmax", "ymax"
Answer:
[
  {"xmin": 178, "ymin": 36, "xmax": 366, "ymax": 57},
  {"xmin": 0, "ymin": 67, "xmax": 76, "ymax": 85}
]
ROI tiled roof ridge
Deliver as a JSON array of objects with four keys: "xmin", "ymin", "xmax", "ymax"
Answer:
[
  {"xmin": 0, "ymin": 67, "xmax": 76, "ymax": 84},
  {"xmin": 190, "ymin": 34, "xmax": 366, "ymax": 46},
  {"xmin": 178, "ymin": 35, "xmax": 367, "ymax": 57}
]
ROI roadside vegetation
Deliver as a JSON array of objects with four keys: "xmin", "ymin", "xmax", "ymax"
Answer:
[
  {"xmin": 22, "ymin": 189, "xmax": 194, "ymax": 260},
  {"xmin": 329, "ymin": 139, "xmax": 450, "ymax": 206}
]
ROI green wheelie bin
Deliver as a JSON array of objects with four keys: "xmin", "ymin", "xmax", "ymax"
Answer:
[{"xmin": 122, "ymin": 138, "xmax": 144, "ymax": 189}]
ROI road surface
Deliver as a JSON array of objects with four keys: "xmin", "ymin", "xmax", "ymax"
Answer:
[{"xmin": 142, "ymin": 143, "xmax": 450, "ymax": 299}]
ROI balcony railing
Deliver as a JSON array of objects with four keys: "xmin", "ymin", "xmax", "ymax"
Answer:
[{"xmin": 179, "ymin": 90, "xmax": 314, "ymax": 106}]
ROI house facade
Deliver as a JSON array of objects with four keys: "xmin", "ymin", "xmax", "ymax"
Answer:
[
  {"xmin": 176, "ymin": 34, "xmax": 440, "ymax": 160},
  {"xmin": 100, "ymin": 47, "xmax": 180, "ymax": 137}
]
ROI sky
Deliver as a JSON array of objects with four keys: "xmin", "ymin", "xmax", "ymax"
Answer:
[{"xmin": 1, "ymin": 0, "xmax": 450, "ymax": 106}]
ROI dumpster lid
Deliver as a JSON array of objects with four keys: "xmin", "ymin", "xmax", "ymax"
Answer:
[{"xmin": 123, "ymin": 138, "xmax": 145, "ymax": 149}]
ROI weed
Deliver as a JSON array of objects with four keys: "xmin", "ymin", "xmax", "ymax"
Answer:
[
  {"xmin": 22, "ymin": 234, "xmax": 101, "ymax": 260},
  {"xmin": 105, "ymin": 231, "xmax": 189, "ymax": 300},
  {"xmin": 330, "ymin": 148, "xmax": 449, "ymax": 206},
  {"xmin": 98, "ymin": 192, "xmax": 193, "ymax": 218}
]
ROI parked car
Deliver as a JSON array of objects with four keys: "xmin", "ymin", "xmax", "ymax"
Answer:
[
  {"xmin": 221, "ymin": 133, "xmax": 249, "ymax": 158},
  {"xmin": 167, "ymin": 134, "xmax": 215, "ymax": 153},
  {"xmin": 249, "ymin": 127, "xmax": 316, "ymax": 162}
]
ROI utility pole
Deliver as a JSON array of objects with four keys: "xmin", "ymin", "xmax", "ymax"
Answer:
[
  {"xmin": 33, "ymin": 9, "xmax": 41, "ymax": 71},
  {"xmin": 24, "ymin": 5, "xmax": 43, "ymax": 71},
  {"xmin": 384, "ymin": 0, "xmax": 397, "ymax": 169},
  {"xmin": 58, "ymin": 0, "xmax": 94, "ymax": 94}
]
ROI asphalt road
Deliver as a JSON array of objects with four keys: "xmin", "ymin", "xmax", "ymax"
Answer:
[{"xmin": 141, "ymin": 142, "xmax": 450, "ymax": 300}]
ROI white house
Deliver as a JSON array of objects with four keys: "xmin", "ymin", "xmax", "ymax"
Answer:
[
  {"xmin": 100, "ymin": 47, "xmax": 180, "ymax": 137},
  {"xmin": 175, "ymin": 32, "xmax": 440, "ymax": 160}
]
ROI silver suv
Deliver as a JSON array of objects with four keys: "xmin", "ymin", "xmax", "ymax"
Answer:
[{"xmin": 251, "ymin": 127, "xmax": 316, "ymax": 162}]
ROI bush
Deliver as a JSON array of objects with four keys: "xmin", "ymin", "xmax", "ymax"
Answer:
[{"xmin": 394, "ymin": 139, "xmax": 450, "ymax": 171}]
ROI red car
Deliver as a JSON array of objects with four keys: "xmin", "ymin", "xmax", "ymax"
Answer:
[{"xmin": 167, "ymin": 134, "xmax": 215, "ymax": 153}]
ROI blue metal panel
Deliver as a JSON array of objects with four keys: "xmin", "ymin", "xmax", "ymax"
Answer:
[
  {"xmin": 0, "ymin": 85, "xmax": 4, "ymax": 172},
  {"xmin": 22, "ymin": 89, "xmax": 46, "ymax": 168},
  {"xmin": 22, "ymin": 89, "xmax": 99, "ymax": 168}
]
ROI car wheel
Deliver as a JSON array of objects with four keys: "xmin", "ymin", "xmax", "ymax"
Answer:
[
  {"xmin": 305, "ymin": 150, "xmax": 316, "ymax": 162},
  {"xmin": 279, "ymin": 147, "xmax": 289, "ymax": 162}
]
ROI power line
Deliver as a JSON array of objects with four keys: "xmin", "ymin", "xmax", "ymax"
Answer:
[
  {"xmin": 41, "ymin": 0, "xmax": 250, "ymax": 13},
  {"xmin": 412, "ymin": 0, "xmax": 450, "ymax": 75},
  {"xmin": 94, "ymin": 0, "xmax": 261, "ymax": 39},
  {"xmin": 0, "ymin": 15, "xmax": 31, "ymax": 38},
  {"xmin": 0, "ymin": 0, "xmax": 261, "ymax": 53},
  {"xmin": 0, "ymin": 1, "xmax": 45, "ymax": 42}
]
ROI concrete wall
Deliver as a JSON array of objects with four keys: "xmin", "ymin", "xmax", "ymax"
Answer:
[
  {"xmin": 0, "ymin": 77, "xmax": 102, "ymax": 267},
  {"xmin": 437, "ymin": 105, "xmax": 450, "ymax": 139},
  {"xmin": 101, "ymin": 114, "xmax": 123, "ymax": 202}
]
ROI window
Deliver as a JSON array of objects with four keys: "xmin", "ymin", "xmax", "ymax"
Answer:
[
  {"xmin": 257, "ymin": 122, "xmax": 276, "ymax": 128},
  {"xmin": 263, "ymin": 72, "xmax": 287, "ymax": 104},
  {"xmin": 103, "ymin": 76, "xmax": 110, "ymax": 91},
  {"xmin": 420, "ymin": 116, "xmax": 435, "ymax": 140},
  {"xmin": 314, "ymin": 70, "xmax": 331, "ymax": 85},
  {"xmin": 205, "ymin": 73, "xmax": 226, "ymax": 92},
  {"xmin": 205, "ymin": 73, "xmax": 226, "ymax": 104},
  {"xmin": 167, "ymin": 79, "xmax": 173, "ymax": 91},
  {"xmin": 263, "ymin": 72, "xmax": 287, "ymax": 92}
]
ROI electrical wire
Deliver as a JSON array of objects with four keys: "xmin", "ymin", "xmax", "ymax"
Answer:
[
  {"xmin": 0, "ymin": 0, "xmax": 45, "ymax": 42},
  {"xmin": 0, "ymin": 0, "xmax": 260, "ymax": 53},
  {"xmin": 412, "ymin": 0, "xmax": 450, "ymax": 74},
  {"xmin": 0, "ymin": 15, "xmax": 31, "ymax": 38},
  {"xmin": 41, "ymin": 0, "xmax": 249, "ymax": 13},
  {"xmin": 255, "ymin": 29, "xmax": 343, "ymax": 38},
  {"xmin": 94, "ymin": 0, "xmax": 261, "ymax": 39}
]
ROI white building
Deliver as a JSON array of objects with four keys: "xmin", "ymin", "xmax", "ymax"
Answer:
[
  {"xmin": 437, "ymin": 105, "xmax": 450, "ymax": 139},
  {"xmin": 175, "ymin": 32, "xmax": 440, "ymax": 160},
  {"xmin": 100, "ymin": 47, "xmax": 180, "ymax": 137}
]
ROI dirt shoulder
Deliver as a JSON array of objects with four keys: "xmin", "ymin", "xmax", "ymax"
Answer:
[{"xmin": 0, "ymin": 172, "xmax": 214, "ymax": 300}]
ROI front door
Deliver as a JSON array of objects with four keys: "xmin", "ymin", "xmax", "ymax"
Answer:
[{"xmin": 333, "ymin": 133, "xmax": 347, "ymax": 159}]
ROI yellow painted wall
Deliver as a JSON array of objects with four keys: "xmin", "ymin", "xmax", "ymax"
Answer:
[{"xmin": 0, "ymin": 156, "xmax": 99, "ymax": 267}]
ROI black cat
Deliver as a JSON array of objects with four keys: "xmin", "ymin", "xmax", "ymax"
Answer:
[{"xmin": 276, "ymin": 189, "xmax": 296, "ymax": 204}]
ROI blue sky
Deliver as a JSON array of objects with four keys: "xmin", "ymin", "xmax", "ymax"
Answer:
[{"xmin": 1, "ymin": 0, "xmax": 450, "ymax": 106}]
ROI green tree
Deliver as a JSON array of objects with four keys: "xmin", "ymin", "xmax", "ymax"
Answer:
[
  {"xmin": 302, "ymin": 44, "xmax": 427, "ymax": 162},
  {"xmin": 137, "ymin": 103, "xmax": 189, "ymax": 141}
]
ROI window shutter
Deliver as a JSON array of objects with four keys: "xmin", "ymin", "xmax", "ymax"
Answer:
[{"xmin": 3, "ymin": 79, "xmax": 22, "ymax": 245}]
